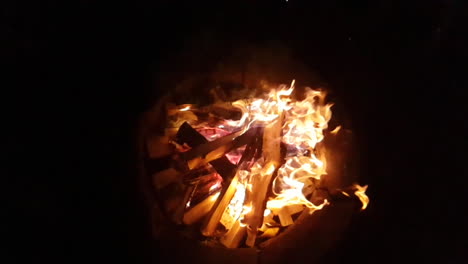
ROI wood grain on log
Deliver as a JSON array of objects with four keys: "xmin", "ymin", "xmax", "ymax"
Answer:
[
  {"xmin": 202, "ymin": 176, "xmax": 239, "ymax": 236},
  {"xmin": 244, "ymin": 113, "xmax": 284, "ymax": 247},
  {"xmin": 183, "ymin": 192, "xmax": 220, "ymax": 225},
  {"xmin": 176, "ymin": 122, "xmax": 236, "ymax": 178},
  {"xmin": 220, "ymin": 220, "xmax": 246, "ymax": 248}
]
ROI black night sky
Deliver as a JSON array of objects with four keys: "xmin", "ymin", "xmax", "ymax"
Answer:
[{"xmin": 6, "ymin": 1, "xmax": 467, "ymax": 263}]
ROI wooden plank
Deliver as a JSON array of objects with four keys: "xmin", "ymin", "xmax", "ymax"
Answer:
[
  {"xmin": 183, "ymin": 192, "xmax": 220, "ymax": 225},
  {"xmin": 244, "ymin": 113, "xmax": 284, "ymax": 247}
]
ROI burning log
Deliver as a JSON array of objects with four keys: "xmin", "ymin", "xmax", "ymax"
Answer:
[
  {"xmin": 141, "ymin": 81, "xmax": 371, "ymax": 250},
  {"xmin": 175, "ymin": 122, "xmax": 236, "ymax": 178},
  {"xmin": 201, "ymin": 175, "xmax": 240, "ymax": 237},
  {"xmin": 259, "ymin": 227, "xmax": 280, "ymax": 238},
  {"xmin": 182, "ymin": 165, "xmax": 216, "ymax": 185},
  {"xmin": 220, "ymin": 220, "xmax": 246, "ymax": 248},
  {"xmin": 183, "ymin": 192, "xmax": 220, "ymax": 225},
  {"xmin": 244, "ymin": 113, "xmax": 284, "ymax": 247},
  {"xmin": 188, "ymin": 174, "xmax": 223, "ymax": 207},
  {"xmin": 172, "ymin": 184, "xmax": 196, "ymax": 224},
  {"xmin": 201, "ymin": 127, "xmax": 263, "ymax": 237},
  {"xmin": 269, "ymin": 204, "xmax": 304, "ymax": 227}
]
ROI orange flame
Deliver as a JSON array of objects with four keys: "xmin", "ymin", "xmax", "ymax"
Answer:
[
  {"xmin": 169, "ymin": 80, "xmax": 370, "ymax": 241},
  {"xmin": 353, "ymin": 184, "xmax": 369, "ymax": 211}
]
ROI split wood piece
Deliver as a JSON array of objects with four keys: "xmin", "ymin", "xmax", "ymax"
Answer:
[
  {"xmin": 201, "ymin": 129, "xmax": 263, "ymax": 237},
  {"xmin": 200, "ymin": 102, "xmax": 243, "ymax": 120},
  {"xmin": 172, "ymin": 184, "xmax": 195, "ymax": 224},
  {"xmin": 183, "ymin": 192, "xmax": 220, "ymax": 225},
  {"xmin": 237, "ymin": 127, "xmax": 264, "ymax": 171},
  {"xmin": 259, "ymin": 211, "xmax": 277, "ymax": 232},
  {"xmin": 220, "ymin": 220, "xmax": 246, "ymax": 249},
  {"xmin": 277, "ymin": 204, "xmax": 304, "ymax": 227},
  {"xmin": 175, "ymin": 122, "xmax": 236, "ymax": 178},
  {"xmin": 182, "ymin": 165, "xmax": 215, "ymax": 185},
  {"xmin": 146, "ymin": 135, "xmax": 173, "ymax": 158},
  {"xmin": 244, "ymin": 113, "xmax": 284, "ymax": 247},
  {"xmin": 184, "ymin": 127, "xmax": 260, "ymax": 171},
  {"xmin": 182, "ymin": 127, "xmax": 256, "ymax": 161},
  {"xmin": 175, "ymin": 122, "xmax": 208, "ymax": 147},
  {"xmin": 189, "ymin": 174, "xmax": 223, "ymax": 207},
  {"xmin": 201, "ymin": 175, "xmax": 240, "ymax": 237},
  {"xmin": 152, "ymin": 168, "xmax": 182, "ymax": 190},
  {"xmin": 259, "ymin": 227, "xmax": 280, "ymax": 238}
]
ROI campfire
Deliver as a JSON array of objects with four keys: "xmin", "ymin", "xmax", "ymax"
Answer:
[{"xmin": 145, "ymin": 80, "xmax": 369, "ymax": 249}]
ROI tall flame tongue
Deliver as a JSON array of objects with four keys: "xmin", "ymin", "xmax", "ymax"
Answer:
[{"xmin": 226, "ymin": 81, "xmax": 331, "ymax": 215}]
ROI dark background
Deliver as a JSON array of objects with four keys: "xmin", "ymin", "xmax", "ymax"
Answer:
[{"xmin": 6, "ymin": 0, "xmax": 467, "ymax": 263}]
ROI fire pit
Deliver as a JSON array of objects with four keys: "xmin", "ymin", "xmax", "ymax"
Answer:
[{"xmin": 137, "ymin": 79, "xmax": 369, "ymax": 263}]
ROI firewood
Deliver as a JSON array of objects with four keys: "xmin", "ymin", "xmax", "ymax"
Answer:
[
  {"xmin": 189, "ymin": 174, "xmax": 223, "ymax": 207},
  {"xmin": 175, "ymin": 122, "xmax": 208, "ymax": 147},
  {"xmin": 201, "ymin": 175, "xmax": 239, "ymax": 237},
  {"xmin": 276, "ymin": 204, "xmax": 305, "ymax": 227},
  {"xmin": 201, "ymin": 129, "xmax": 263, "ymax": 237},
  {"xmin": 183, "ymin": 192, "xmax": 220, "ymax": 225},
  {"xmin": 187, "ymin": 144, "xmax": 233, "ymax": 169},
  {"xmin": 175, "ymin": 122, "xmax": 236, "ymax": 178},
  {"xmin": 182, "ymin": 127, "xmax": 255, "ymax": 161},
  {"xmin": 172, "ymin": 184, "xmax": 195, "ymax": 224},
  {"xmin": 277, "ymin": 207, "xmax": 294, "ymax": 227},
  {"xmin": 184, "ymin": 127, "xmax": 260, "ymax": 174},
  {"xmin": 182, "ymin": 165, "xmax": 215, "ymax": 185},
  {"xmin": 202, "ymin": 103, "xmax": 243, "ymax": 120},
  {"xmin": 259, "ymin": 227, "xmax": 280, "ymax": 238},
  {"xmin": 220, "ymin": 220, "xmax": 246, "ymax": 248},
  {"xmin": 244, "ymin": 113, "xmax": 284, "ymax": 247}
]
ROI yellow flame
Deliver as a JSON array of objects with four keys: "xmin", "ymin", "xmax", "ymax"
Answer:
[
  {"xmin": 170, "ymin": 80, "xmax": 370, "ymax": 238},
  {"xmin": 353, "ymin": 184, "xmax": 369, "ymax": 210},
  {"xmin": 330, "ymin": 125, "xmax": 341, "ymax": 135},
  {"xmin": 209, "ymin": 181, "xmax": 222, "ymax": 192},
  {"xmin": 179, "ymin": 104, "xmax": 192, "ymax": 111}
]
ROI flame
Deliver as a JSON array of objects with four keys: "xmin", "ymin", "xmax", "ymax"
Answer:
[
  {"xmin": 209, "ymin": 181, "xmax": 222, "ymax": 192},
  {"xmin": 330, "ymin": 125, "xmax": 341, "ymax": 135},
  {"xmin": 221, "ymin": 81, "xmax": 335, "ymax": 227},
  {"xmin": 353, "ymin": 184, "xmax": 369, "ymax": 210},
  {"xmin": 168, "ymin": 80, "xmax": 370, "ymax": 242},
  {"xmin": 179, "ymin": 104, "xmax": 192, "ymax": 111}
]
